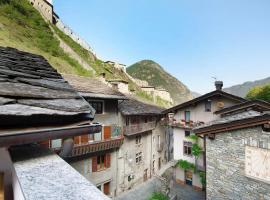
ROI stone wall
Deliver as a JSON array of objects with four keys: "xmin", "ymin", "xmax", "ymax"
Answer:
[
  {"xmin": 54, "ymin": 18, "xmax": 97, "ymax": 57},
  {"xmin": 206, "ymin": 126, "xmax": 270, "ymax": 200},
  {"xmin": 29, "ymin": 0, "xmax": 53, "ymax": 23}
]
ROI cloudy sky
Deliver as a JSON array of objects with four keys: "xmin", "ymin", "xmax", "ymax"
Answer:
[{"xmin": 54, "ymin": 0, "xmax": 270, "ymax": 94}]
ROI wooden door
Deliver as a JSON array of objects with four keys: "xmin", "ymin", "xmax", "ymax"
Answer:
[
  {"xmin": 81, "ymin": 134, "xmax": 89, "ymax": 144},
  {"xmin": 103, "ymin": 182, "xmax": 110, "ymax": 195},
  {"xmin": 103, "ymin": 126, "xmax": 111, "ymax": 140},
  {"xmin": 185, "ymin": 170, "xmax": 193, "ymax": 186},
  {"xmin": 143, "ymin": 169, "xmax": 148, "ymax": 182}
]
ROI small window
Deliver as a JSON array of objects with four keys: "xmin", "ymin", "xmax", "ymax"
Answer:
[
  {"xmin": 97, "ymin": 155, "xmax": 106, "ymax": 170},
  {"xmin": 185, "ymin": 111, "xmax": 190, "ymax": 122},
  {"xmin": 205, "ymin": 100, "xmax": 212, "ymax": 112},
  {"xmin": 88, "ymin": 101, "xmax": 104, "ymax": 114},
  {"xmin": 136, "ymin": 152, "xmax": 142, "ymax": 164},
  {"xmin": 183, "ymin": 141, "xmax": 192, "ymax": 156},
  {"xmin": 136, "ymin": 135, "xmax": 141, "ymax": 144},
  {"xmin": 185, "ymin": 131, "xmax": 191, "ymax": 137}
]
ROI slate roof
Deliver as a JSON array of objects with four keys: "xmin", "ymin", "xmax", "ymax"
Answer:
[
  {"xmin": 163, "ymin": 90, "xmax": 246, "ymax": 114},
  {"xmin": 194, "ymin": 110, "xmax": 270, "ymax": 135},
  {"xmin": 63, "ymin": 74, "xmax": 127, "ymax": 99},
  {"xmin": 119, "ymin": 98, "xmax": 164, "ymax": 116},
  {"xmin": 0, "ymin": 47, "xmax": 94, "ymax": 118},
  {"xmin": 214, "ymin": 99, "xmax": 270, "ymax": 115}
]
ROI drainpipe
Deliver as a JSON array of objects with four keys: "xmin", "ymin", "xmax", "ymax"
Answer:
[{"xmin": 59, "ymin": 138, "xmax": 74, "ymax": 157}]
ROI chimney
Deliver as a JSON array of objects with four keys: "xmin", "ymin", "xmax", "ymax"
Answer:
[{"xmin": 215, "ymin": 81, "xmax": 223, "ymax": 90}]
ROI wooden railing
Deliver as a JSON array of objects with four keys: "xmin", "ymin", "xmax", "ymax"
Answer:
[
  {"xmin": 124, "ymin": 121, "xmax": 156, "ymax": 136},
  {"xmin": 68, "ymin": 137, "xmax": 124, "ymax": 157},
  {"xmin": 0, "ymin": 173, "xmax": 3, "ymax": 200}
]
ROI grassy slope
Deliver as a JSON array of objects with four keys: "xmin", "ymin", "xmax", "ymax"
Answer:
[
  {"xmin": 0, "ymin": 0, "xmax": 94, "ymax": 76},
  {"xmin": 0, "ymin": 0, "xmax": 168, "ymax": 107},
  {"xmin": 127, "ymin": 60, "xmax": 193, "ymax": 104}
]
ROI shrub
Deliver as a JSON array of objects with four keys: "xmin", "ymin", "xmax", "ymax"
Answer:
[
  {"xmin": 148, "ymin": 192, "xmax": 169, "ymax": 200},
  {"xmin": 246, "ymin": 84, "xmax": 270, "ymax": 102}
]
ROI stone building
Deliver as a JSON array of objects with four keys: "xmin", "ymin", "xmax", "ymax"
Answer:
[
  {"xmin": 117, "ymin": 99, "xmax": 166, "ymax": 194},
  {"xmin": 195, "ymin": 106, "xmax": 270, "ymax": 199},
  {"xmin": 161, "ymin": 81, "xmax": 246, "ymax": 190},
  {"xmin": 105, "ymin": 61, "xmax": 126, "ymax": 73},
  {"xmin": 48, "ymin": 75, "xmax": 127, "ymax": 198},
  {"xmin": 28, "ymin": 0, "xmax": 53, "ymax": 23},
  {"xmin": 0, "ymin": 47, "xmax": 107, "ymax": 200},
  {"xmin": 108, "ymin": 80, "xmax": 130, "ymax": 94}
]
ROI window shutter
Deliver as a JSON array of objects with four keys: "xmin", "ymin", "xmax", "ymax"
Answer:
[
  {"xmin": 39, "ymin": 140, "xmax": 50, "ymax": 148},
  {"xmin": 106, "ymin": 153, "xmax": 111, "ymax": 168},
  {"xmin": 74, "ymin": 136, "xmax": 80, "ymax": 145},
  {"xmin": 92, "ymin": 156, "xmax": 97, "ymax": 172},
  {"xmin": 81, "ymin": 134, "xmax": 88, "ymax": 144},
  {"xmin": 103, "ymin": 126, "xmax": 111, "ymax": 140}
]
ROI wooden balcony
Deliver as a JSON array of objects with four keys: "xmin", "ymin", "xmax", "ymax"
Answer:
[
  {"xmin": 124, "ymin": 121, "xmax": 156, "ymax": 136},
  {"xmin": 160, "ymin": 118, "xmax": 205, "ymax": 129},
  {"xmin": 68, "ymin": 137, "xmax": 124, "ymax": 158}
]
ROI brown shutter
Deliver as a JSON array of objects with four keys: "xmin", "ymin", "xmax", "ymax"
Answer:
[
  {"xmin": 81, "ymin": 134, "xmax": 88, "ymax": 144},
  {"xmin": 103, "ymin": 126, "xmax": 111, "ymax": 140},
  {"xmin": 92, "ymin": 156, "xmax": 97, "ymax": 172},
  {"xmin": 103, "ymin": 182, "xmax": 110, "ymax": 195},
  {"xmin": 39, "ymin": 140, "xmax": 50, "ymax": 148},
  {"xmin": 106, "ymin": 153, "xmax": 111, "ymax": 168},
  {"xmin": 74, "ymin": 136, "xmax": 80, "ymax": 145}
]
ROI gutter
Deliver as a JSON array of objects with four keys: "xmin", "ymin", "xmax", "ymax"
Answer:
[{"xmin": 0, "ymin": 124, "xmax": 102, "ymax": 148}]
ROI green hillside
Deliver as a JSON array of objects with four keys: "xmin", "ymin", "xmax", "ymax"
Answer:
[
  {"xmin": 127, "ymin": 60, "xmax": 193, "ymax": 105},
  {"xmin": 0, "ymin": 0, "xmax": 169, "ymax": 107}
]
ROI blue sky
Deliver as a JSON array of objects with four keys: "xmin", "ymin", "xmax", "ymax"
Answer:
[{"xmin": 54, "ymin": 0, "xmax": 270, "ymax": 94}]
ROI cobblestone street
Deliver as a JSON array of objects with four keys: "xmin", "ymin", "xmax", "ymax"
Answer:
[{"xmin": 115, "ymin": 177, "xmax": 205, "ymax": 200}]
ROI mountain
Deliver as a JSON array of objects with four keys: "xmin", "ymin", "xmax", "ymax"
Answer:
[
  {"xmin": 127, "ymin": 60, "xmax": 193, "ymax": 105},
  {"xmin": 224, "ymin": 77, "xmax": 270, "ymax": 98}
]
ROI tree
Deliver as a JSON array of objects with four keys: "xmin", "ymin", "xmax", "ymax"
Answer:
[{"xmin": 246, "ymin": 84, "xmax": 270, "ymax": 102}]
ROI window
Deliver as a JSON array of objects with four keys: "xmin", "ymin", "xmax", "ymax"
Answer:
[
  {"xmin": 51, "ymin": 139, "xmax": 62, "ymax": 148},
  {"xmin": 183, "ymin": 141, "xmax": 192, "ymax": 156},
  {"xmin": 136, "ymin": 135, "xmax": 141, "ymax": 144},
  {"xmin": 205, "ymin": 100, "xmax": 212, "ymax": 112},
  {"xmin": 97, "ymin": 182, "xmax": 110, "ymax": 195},
  {"xmin": 97, "ymin": 185, "xmax": 101, "ymax": 191},
  {"xmin": 136, "ymin": 152, "xmax": 142, "ymax": 164},
  {"xmin": 92, "ymin": 154, "xmax": 111, "ymax": 172},
  {"xmin": 88, "ymin": 101, "xmax": 103, "ymax": 114},
  {"xmin": 185, "ymin": 111, "xmax": 190, "ymax": 122},
  {"xmin": 97, "ymin": 155, "xmax": 106, "ymax": 170},
  {"xmin": 185, "ymin": 131, "xmax": 191, "ymax": 137}
]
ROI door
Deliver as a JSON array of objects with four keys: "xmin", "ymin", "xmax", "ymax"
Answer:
[
  {"xmin": 143, "ymin": 169, "xmax": 148, "ymax": 182},
  {"xmin": 158, "ymin": 157, "xmax": 161, "ymax": 170},
  {"xmin": 185, "ymin": 170, "xmax": 193, "ymax": 186},
  {"xmin": 103, "ymin": 182, "xmax": 110, "ymax": 195},
  {"xmin": 103, "ymin": 126, "xmax": 111, "ymax": 140}
]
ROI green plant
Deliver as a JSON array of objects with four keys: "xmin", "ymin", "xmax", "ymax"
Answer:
[
  {"xmin": 199, "ymin": 171, "xmax": 206, "ymax": 189},
  {"xmin": 192, "ymin": 143, "xmax": 202, "ymax": 158},
  {"xmin": 148, "ymin": 192, "xmax": 169, "ymax": 200},
  {"xmin": 246, "ymin": 84, "xmax": 270, "ymax": 102},
  {"xmin": 177, "ymin": 159, "xmax": 195, "ymax": 172},
  {"xmin": 188, "ymin": 134, "xmax": 199, "ymax": 143}
]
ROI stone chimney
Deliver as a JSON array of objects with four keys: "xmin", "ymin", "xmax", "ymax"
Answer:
[{"xmin": 215, "ymin": 81, "xmax": 223, "ymax": 90}]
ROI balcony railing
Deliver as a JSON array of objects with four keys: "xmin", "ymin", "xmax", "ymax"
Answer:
[
  {"xmin": 160, "ymin": 118, "xmax": 204, "ymax": 129},
  {"xmin": 68, "ymin": 137, "xmax": 124, "ymax": 158},
  {"xmin": 124, "ymin": 121, "xmax": 156, "ymax": 136}
]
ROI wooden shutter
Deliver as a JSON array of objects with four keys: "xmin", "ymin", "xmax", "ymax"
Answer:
[
  {"xmin": 103, "ymin": 182, "xmax": 110, "ymax": 195},
  {"xmin": 39, "ymin": 140, "xmax": 50, "ymax": 148},
  {"xmin": 74, "ymin": 136, "xmax": 80, "ymax": 145},
  {"xmin": 103, "ymin": 126, "xmax": 111, "ymax": 140},
  {"xmin": 81, "ymin": 134, "xmax": 88, "ymax": 144},
  {"xmin": 106, "ymin": 153, "xmax": 111, "ymax": 168},
  {"xmin": 92, "ymin": 156, "xmax": 97, "ymax": 172}
]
